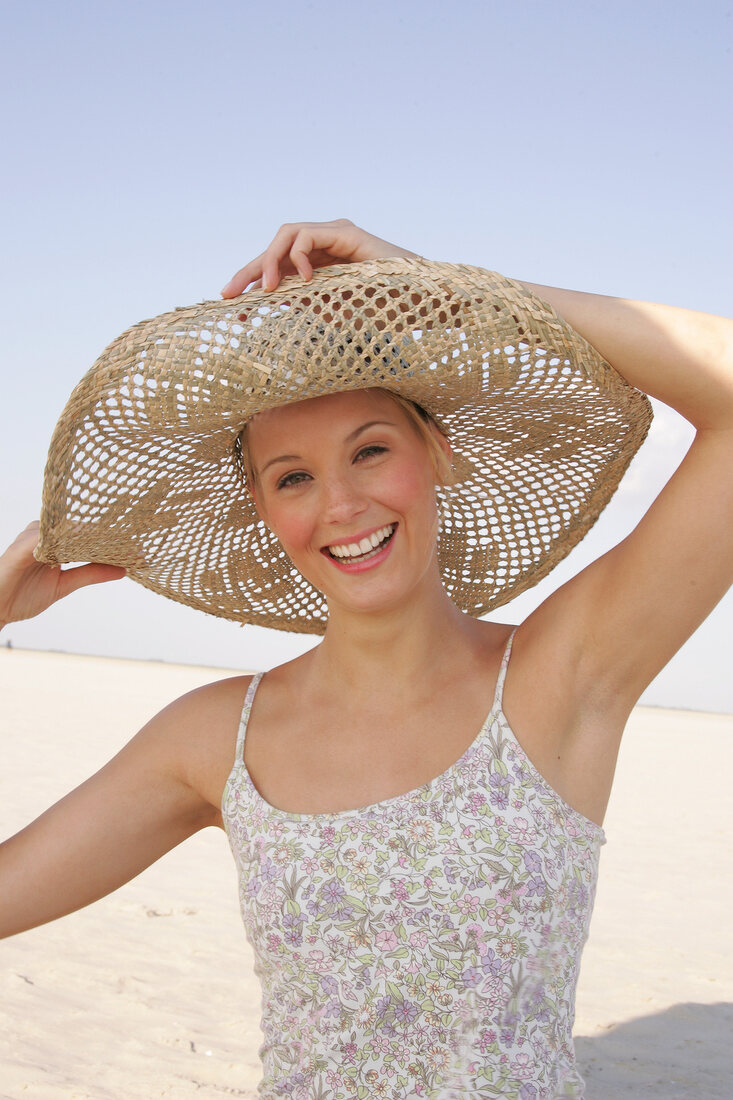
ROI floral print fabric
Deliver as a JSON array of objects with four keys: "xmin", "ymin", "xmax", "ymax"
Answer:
[{"xmin": 222, "ymin": 630, "xmax": 605, "ymax": 1099}]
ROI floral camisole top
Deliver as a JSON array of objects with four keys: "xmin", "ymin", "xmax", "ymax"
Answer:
[{"xmin": 221, "ymin": 629, "xmax": 605, "ymax": 1099}]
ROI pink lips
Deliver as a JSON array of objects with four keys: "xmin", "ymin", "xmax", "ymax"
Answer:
[{"xmin": 321, "ymin": 525, "xmax": 398, "ymax": 574}]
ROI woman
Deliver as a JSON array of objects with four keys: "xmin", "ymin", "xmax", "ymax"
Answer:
[{"xmin": 1, "ymin": 218, "xmax": 732, "ymax": 1099}]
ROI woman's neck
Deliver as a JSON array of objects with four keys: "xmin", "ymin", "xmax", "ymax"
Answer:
[{"xmin": 308, "ymin": 582, "xmax": 484, "ymax": 701}]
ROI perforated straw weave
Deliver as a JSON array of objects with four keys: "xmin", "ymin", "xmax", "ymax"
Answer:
[{"xmin": 36, "ymin": 257, "xmax": 652, "ymax": 634}]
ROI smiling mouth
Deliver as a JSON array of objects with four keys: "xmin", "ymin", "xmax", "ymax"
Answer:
[{"xmin": 324, "ymin": 523, "xmax": 397, "ymax": 564}]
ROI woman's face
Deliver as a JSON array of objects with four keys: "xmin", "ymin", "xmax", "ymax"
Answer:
[{"xmin": 247, "ymin": 390, "xmax": 451, "ymax": 619}]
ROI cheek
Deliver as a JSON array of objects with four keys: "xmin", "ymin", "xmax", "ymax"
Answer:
[
  {"xmin": 261, "ymin": 497, "xmax": 317, "ymax": 553},
  {"xmin": 382, "ymin": 458, "xmax": 436, "ymax": 514}
]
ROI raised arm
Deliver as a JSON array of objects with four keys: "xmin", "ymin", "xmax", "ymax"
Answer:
[
  {"xmin": 224, "ymin": 221, "xmax": 733, "ymax": 695},
  {"xmin": 515, "ymin": 281, "xmax": 733, "ymax": 432},
  {"xmin": 513, "ymin": 281, "xmax": 733, "ymax": 712},
  {"xmin": 225, "ymin": 217, "xmax": 733, "ymax": 732}
]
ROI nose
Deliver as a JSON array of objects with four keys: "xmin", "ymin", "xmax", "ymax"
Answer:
[{"xmin": 319, "ymin": 472, "xmax": 369, "ymax": 527}]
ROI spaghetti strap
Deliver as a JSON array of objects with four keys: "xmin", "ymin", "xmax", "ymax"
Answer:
[
  {"xmin": 492, "ymin": 627, "xmax": 517, "ymax": 714},
  {"xmin": 234, "ymin": 672, "xmax": 265, "ymax": 765}
]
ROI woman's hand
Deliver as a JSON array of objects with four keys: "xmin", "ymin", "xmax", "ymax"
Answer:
[
  {"xmin": 221, "ymin": 218, "xmax": 421, "ymax": 298},
  {"xmin": 0, "ymin": 521, "xmax": 126, "ymax": 629}
]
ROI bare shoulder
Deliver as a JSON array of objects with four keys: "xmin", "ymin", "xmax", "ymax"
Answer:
[
  {"xmin": 139, "ymin": 672, "xmax": 255, "ymax": 826},
  {"xmin": 0, "ymin": 671, "xmax": 259, "ymax": 938}
]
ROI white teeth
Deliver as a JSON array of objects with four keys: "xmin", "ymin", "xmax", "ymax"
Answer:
[{"xmin": 328, "ymin": 524, "xmax": 395, "ymax": 560}]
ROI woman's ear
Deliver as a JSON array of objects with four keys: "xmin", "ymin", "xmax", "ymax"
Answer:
[
  {"xmin": 247, "ymin": 482, "xmax": 270, "ymax": 528},
  {"xmin": 427, "ymin": 420, "xmax": 454, "ymax": 485}
]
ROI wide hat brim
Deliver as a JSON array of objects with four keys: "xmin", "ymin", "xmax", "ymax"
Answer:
[{"xmin": 36, "ymin": 257, "xmax": 653, "ymax": 634}]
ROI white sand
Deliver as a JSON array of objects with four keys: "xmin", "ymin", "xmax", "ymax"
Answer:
[{"xmin": 0, "ymin": 648, "xmax": 731, "ymax": 1099}]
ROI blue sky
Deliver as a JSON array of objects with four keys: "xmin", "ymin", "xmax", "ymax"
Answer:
[{"xmin": 1, "ymin": 0, "xmax": 731, "ymax": 710}]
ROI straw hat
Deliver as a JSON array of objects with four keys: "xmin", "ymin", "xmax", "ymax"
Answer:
[{"xmin": 36, "ymin": 256, "xmax": 653, "ymax": 635}]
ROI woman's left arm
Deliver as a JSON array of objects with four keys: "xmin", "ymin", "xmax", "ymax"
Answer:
[
  {"xmin": 518, "ymin": 280, "xmax": 733, "ymax": 712},
  {"xmin": 518, "ymin": 282, "xmax": 733, "ymax": 430}
]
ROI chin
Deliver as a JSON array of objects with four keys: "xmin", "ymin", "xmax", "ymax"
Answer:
[
  {"xmin": 325, "ymin": 573, "xmax": 439, "ymax": 622},
  {"xmin": 289, "ymin": 535, "xmax": 440, "ymax": 618}
]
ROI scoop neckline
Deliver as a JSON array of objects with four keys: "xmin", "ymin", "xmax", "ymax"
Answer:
[
  {"xmin": 234, "ymin": 698, "xmax": 499, "ymax": 823},
  {"xmin": 224, "ymin": 696, "xmax": 605, "ymax": 841}
]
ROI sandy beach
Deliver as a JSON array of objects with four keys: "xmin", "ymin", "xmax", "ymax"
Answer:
[{"xmin": 0, "ymin": 647, "xmax": 731, "ymax": 1100}]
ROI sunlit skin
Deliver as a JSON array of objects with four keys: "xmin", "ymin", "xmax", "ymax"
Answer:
[
  {"xmin": 247, "ymin": 390, "xmax": 458, "ymax": 632},
  {"xmin": 2, "ymin": 215, "xmax": 732, "ymax": 959}
]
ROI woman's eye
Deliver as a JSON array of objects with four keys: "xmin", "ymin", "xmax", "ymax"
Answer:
[
  {"xmin": 355, "ymin": 445, "xmax": 388, "ymax": 462},
  {"xmin": 275, "ymin": 447, "xmax": 386, "ymax": 488},
  {"xmin": 276, "ymin": 471, "xmax": 310, "ymax": 490}
]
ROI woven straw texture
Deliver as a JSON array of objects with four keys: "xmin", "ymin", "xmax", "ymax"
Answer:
[{"xmin": 37, "ymin": 257, "xmax": 652, "ymax": 634}]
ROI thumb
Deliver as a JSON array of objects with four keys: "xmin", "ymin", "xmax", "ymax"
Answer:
[{"xmin": 57, "ymin": 563, "xmax": 127, "ymax": 600}]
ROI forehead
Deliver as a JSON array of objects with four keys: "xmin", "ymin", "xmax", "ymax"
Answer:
[{"xmin": 248, "ymin": 389, "xmax": 402, "ymax": 443}]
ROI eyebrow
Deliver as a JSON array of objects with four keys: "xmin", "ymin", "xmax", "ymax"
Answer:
[{"xmin": 259, "ymin": 420, "xmax": 398, "ymax": 475}]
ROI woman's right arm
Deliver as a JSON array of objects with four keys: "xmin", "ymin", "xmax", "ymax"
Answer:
[
  {"xmin": 0, "ymin": 523, "xmax": 245, "ymax": 939},
  {"xmin": 0, "ymin": 690, "xmax": 223, "ymax": 939}
]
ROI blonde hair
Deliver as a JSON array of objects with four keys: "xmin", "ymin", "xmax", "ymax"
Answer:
[{"xmin": 236, "ymin": 390, "xmax": 454, "ymax": 491}]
